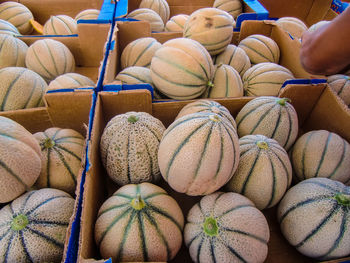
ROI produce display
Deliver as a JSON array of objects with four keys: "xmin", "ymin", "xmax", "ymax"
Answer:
[
  {"xmin": 74, "ymin": 9, "xmax": 100, "ymax": 21},
  {"xmin": 127, "ymin": 8, "xmax": 165, "ymax": 32},
  {"xmin": 165, "ymin": 14, "xmax": 189, "ymax": 32},
  {"xmin": 139, "ymin": 0, "xmax": 170, "ymax": 24},
  {"xmin": 275, "ymin": 17, "xmax": 308, "ymax": 39},
  {"xmin": 0, "ymin": 34, "xmax": 28, "ymax": 69},
  {"xmin": 0, "ymin": 1, "xmax": 33, "ymax": 34},
  {"xmin": 0, "ymin": 18, "xmax": 20, "ymax": 36},
  {"xmin": 47, "ymin": 73, "xmax": 95, "ymax": 91},
  {"xmin": 43, "ymin": 15, "xmax": 78, "ymax": 35},
  {"xmin": 327, "ymin": 74, "xmax": 350, "ymax": 107}
]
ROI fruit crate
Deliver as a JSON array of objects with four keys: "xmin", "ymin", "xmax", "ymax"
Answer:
[{"xmin": 75, "ymin": 82, "xmax": 350, "ymax": 262}]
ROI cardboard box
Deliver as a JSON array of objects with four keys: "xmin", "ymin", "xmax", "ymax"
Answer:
[{"xmin": 76, "ymin": 83, "xmax": 350, "ymax": 262}]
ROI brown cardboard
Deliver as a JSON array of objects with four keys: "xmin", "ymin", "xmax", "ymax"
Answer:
[{"xmin": 77, "ymin": 83, "xmax": 350, "ymax": 263}]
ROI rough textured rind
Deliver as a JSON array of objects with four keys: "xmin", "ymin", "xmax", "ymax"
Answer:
[
  {"xmin": 127, "ymin": 8, "xmax": 164, "ymax": 32},
  {"xmin": 0, "ymin": 34, "xmax": 28, "ymax": 69},
  {"xmin": 139, "ymin": 0, "xmax": 170, "ymax": 25},
  {"xmin": 327, "ymin": 74, "xmax": 350, "ymax": 107},
  {"xmin": 48, "ymin": 73, "xmax": 94, "ymax": 91},
  {"xmin": 213, "ymin": 0, "xmax": 242, "ymax": 19},
  {"xmin": 43, "ymin": 15, "xmax": 78, "ymax": 35},
  {"xmin": 0, "ymin": 19, "xmax": 20, "ymax": 36},
  {"xmin": 276, "ymin": 17, "xmax": 308, "ymax": 39},
  {"xmin": 165, "ymin": 14, "xmax": 189, "ymax": 32},
  {"xmin": 0, "ymin": 2, "xmax": 33, "ymax": 35},
  {"xmin": 75, "ymin": 9, "xmax": 100, "ymax": 21},
  {"xmin": 116, "ymin": 66, "xmax": 154, "ymax": 87}
]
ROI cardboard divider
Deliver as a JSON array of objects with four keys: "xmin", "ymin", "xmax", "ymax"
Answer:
[{"xmin": 77, "ymin": 84, "xmax": 350, "ymax": 263}]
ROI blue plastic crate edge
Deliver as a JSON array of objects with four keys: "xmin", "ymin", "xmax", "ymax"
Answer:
[
  {"xmin": 102, "ymin": 84, "xmax": 154, "ymax": 100},
  {"xmin": 281, "ymin": 79, "xmax": 327, "ymax": 89},
  {"xmin": 99, "ymin": 0, "xmax": 128, "ymax": 20}
]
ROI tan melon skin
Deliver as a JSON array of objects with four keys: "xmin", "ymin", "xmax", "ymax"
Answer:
[
  {"xmin": 121, "ymin": 37, "xmax": 162, "ymax": 70},
  {"xmin": 43, "ymin": 15, "xmax": 78, "ymax": 35},
  {"xmin": 75, "ymin": 9, "xmax": 100, "ymax": 21},
  {"xmin": 165, "ymin": 14, "xmax": 189, "ymax": 32},
  {"xmin": 33, "ymin": 127, "xmax": 85, "ymax": 196},
  {"xmin": 25, "ymin": 39, "xmax": 75, "ymax": 83},
  {"xmin": 238, "ymin": 34, "xmax": 280, "ymax": 65},
  {"xmin": 184, "ymin": 8, "xmax": 234, "ymax": 56},
  {"xmin": 184, "ymin": 192, "xmax": 270, "ymax": 263},
  {"xmin": 95, "ymin": 183, "xmax": 184, "ymax": 262},
  {"xmin": 277, "ymin": 178, "xmax": 350, "ymax": 260},
  {"xmin": 308, "ymin": 20, "xmax": 330, "ymax": 32},
  {"xmin": 213, "ymin": 0, "xmax": 242, "ymax": 19},
  {"xmin": 116, "ymin": 66, "xmax": 154, "ymax": 85},
  {"xmin": 276, "ymin": 17, "xmax": 308, "ymax": 39},
  {"xmin": 48, "ymin": 73, "xmax": 94, "ymax": 91},
  {"xmin": 0, "ymin": 18, "xmax": 21, "ymax": 36},
  {"xmin": 226, "ymin": 135, "xmax": 292, "ymax": 210},
  {"xmin": 0, "ymin": 188, "xmax": 74, "ymax": 262},
  {"xmin": 139, "ymin": 0, "xmax": 170, "ymax": 25},
  {"xmin": 0, "ymin": 116, "xmax": 41, "ymax": 203},
  {"xmin": 327, "ymin": 74, "xmax": 350, "ymax": 107},
  {"xmin": 127, "ymin": 8, "xmax": 164, "ymax": 32},
  {"xmin": 291, "ymin": 130, "xmax": 350, "ymax": 184},
  {"xmin": 0, "ymin": 67, "xmax": 47, "ymax": 111},
  {"xmin": 0, "ymin": 2, "xmax": 33, "ymax": 35},
  {"xmin": 0, "ymin": 34, "xmax": 28, "ymax": 69}
]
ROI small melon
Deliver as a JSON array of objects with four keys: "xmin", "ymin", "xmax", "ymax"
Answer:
[
  {"xmin": 139, "ymin": 0, "xmax": 170, "ymax": 25},
  {"xmin": 213, "ymin": 0, "xmax": 242, "ymax": 19},
  {"xmin": 308, "ymin": 20, "xmax": 330, "ymax": 32},
  {"xmin": 327, "ymin": 74, "xmax": 350, "ymax": 107},
  {"xmin": 43, "ymin": 15, "xmax": 78, "ymax": 35},
  {"xmin": 165, "ymin": 14, "xmax": 189, "ymax": 32},
  {"xmin": 127, "ymin": 8, "xmax": 164, "ymax": 32},
  {"xmin": 0, "ymin": 18, "xmax": 20, "ymax": 36},
  {"xmin": 48, "ymin": 73, "xmax": 94, "ymax": 91},
  {"xmin": 116, "ymin": 66, "xmax": 154, "ymax": 86},
  {"xmin": 0, "ymin": 2, "xmax": 33, "ymax": 34},
  {"xmin": 75, "ymin": 9, "xmax": 100, "ymax": 21},
  {"xmin": 276, "ymin": 17, "xmax": 308, "ymax": 39},
  {"xmin": 0, "ymin": 34, "xmax": 28, "ymax": 69}
]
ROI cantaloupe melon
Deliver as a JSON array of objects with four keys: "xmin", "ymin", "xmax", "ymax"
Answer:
[
  {"xmin": 0, "ymin": 34, "xmax": 28, "ymax": 69},
  {"xmin": 47, "ymin": 72, "xmax": 94, "ymax": 91},
  {"xmin": 150, "ymin": 37, "xmax": 214, "ymax": 100},
  {"xmin": 213, "ymin": 0, "xmax": 242, "ymax": 19},
  {"xmin": 308, "ymin": 20, "xmax": 330, "ymax": 32},
  {"xmin": 183, "ymin": 8, "xmax": 234, "ymax": 56},
  {"xmin": 236, "ymin": 96, "xmax": 299, "ymax": 151},
  {"xmin": 25, "ymin": 39, "xmax": 75, "ymax": 82},
  {"xmin": 43, "ymin": 15, "xmax": 78, "ymax": 35},
  {"xmin": 277, "ymin": 177, "xmax": 350, "ymax": 260},
  {"xmin": 0, "ymin": 116, "xmax": 41, "ymax": 203},
  {"xmin": 95, "ymin": 182, "xmax": 184, "ymax": 262},
  {"xmin": 276, "ymin": 17, "xmax": 308, "ymax": 39},
  {"xmin": 184, "ymin": 191, "xmax": 270, "ymax": 263},
  {"xmin": 225, "ymin": 134, "xmax": 292, "ymax": 210},
  {"xmin": 127, "ymin": 8, "xmax": 164, "ymax": 32},
  {"xmin": 242, "ymin": 62, "xmax": 294, "ymax": 96},
  {"xmin": 0, "ymin": 2, "xmax": 33, "ymax": 35},
  {"xmin": 238, "ymin": 34, "xmax": 280, "ymax": 64},
  {"xmin": 158, "ymin": 112, "xmax": 239, "ymax": 196},
  {"xmin": 116, "ymin": 66, "xmax": 154, "ymax": 86},
  {"xmin": 33, "ymin": 127, "xmax": 85, "ymax": 195},
  {"xmin": 100, "ymin": 112, "xmax": 165, "ymax": 185},
  {"xmin": 121, "ymin": 37, "xmax": 162, "ymax": 69},
  {"xmin": 0, "ymin": 18, "xmax": 20, "ymax": 36},
  {"xmin": 0, "ymin": 188, "xmax": 75, "ymax": 262},
  {"xmin": 139, "ymin": 0, "xmax": 170, "ymax": 25},
  {"xmin": 291, "ymin": 130, "xmax": 350, "ymax": 184},
  {"xmin": 327, "ymin": 74, "xmax": 350, "ymax": 107},
  {"xmin": 0, "ymin": 67, "xmax": 47, "ymax": 111},
  {"xmin": 75, "ymin": 9, "xmax": 100, "ymax": 21},
  {"xmin": 214, "ymin": 44, "xmax": 251, "ymax": 77},
  {"xmin": 165, "ymin": 14, "xmax": 189, "ymax": 32}
]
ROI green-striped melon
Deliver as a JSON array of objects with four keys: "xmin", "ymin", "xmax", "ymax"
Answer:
[
  {"xmin": 175, "ymin": 99, "xmax": 237, "ymax": 130},
  {"xmin": 121, "ymin": 37, "xmax": 162, "ymax": 69},
  {"xmin": 0, "ymin": 116, "xmax": 41, "ymax": 203},
  {"xmin": 158, "ymin": 112, "xmax": 239, "ymax": 196},
  {"xmin": 0, "ymin": 188, "xmax": 74, "ymax": 262},
  {"xmin": 276, "ymin": 17, "xmax": 308, "ymax": 39},
  {"xmin": 184, "ymin": 191, "xmax": 270, "ymax": 263},
  {"xmin": 25, "ymin": 39, "xmax": 75, "ymax": 82},
  {"xmin": 183, "ymin": 8, "xmax": 234, "ymax": 56},
  {"xmin": 33, "ymin": 127, "xmax": 85, "ymax": 195},
  {"xmin": 277, "ymin": 177, "xmax": 350, "ymax": 260},
  {"xmin": 116, "ymin": 66, "xmax": 154, "ymax": 86},
  {"xmin": 0, "ymin": 18, "xmax": 20, "ymax": 36},
  {"xmin": 214, "ymin": 44, "xmax": 251, "ymax": 77},
  {"xmin": 242, "ymin": 62, "xmax": 294, "ymax": 96},
  {"xmin": 139, "ymin": 0, "xmax": 170, "ymax": 25},
  {"xmin": 75, "ymin": 9, "xmax": 100, "ymax": 21},
  {"xmin": 100, "ymin": 112, "xmax": 165, "ymax": 185},
  {"xmin": 0, "ymin": 67, "xmax": 47, "ymax": 111},
  {"xmin": 203, "ymin": 63, "xmax": 243, "ymax": 98},
  {"xmin": 150, "ymin": 37, "xmax": 214, "ymax": 100},
  {"xmin": 95, "ymin": 182, "xmax": 184, "ymax": 262},
  {"xmin": 127, "ymin": 8, "xmax": 164, "ymax": 32},
  {"xmin": 0, "ymin": 2, "xmax": 33, "ymax": 35},
  {"xmin": 291, "ymin": 130, "xmax": 350, "ymax": 184},
  {"xmin": 48, "ymin": 72, "xmax": 94, "ymax": 91},
  {"xmin": 165, "ymin": 14, "xmax": 189, "ymax": 32},
  {"xmin": 308, "ymin": 20, "xmax": 330, "ymax": 32},
  {"xmin": 236, "ymin": 96, "xmax": 299, "ymax": 151},
  {"xmin": 43, "ymin": 15, "xmax": 78, "ymax": 35},
  {"xmin": 327, "ymin": 74, "xmax": 350, "ymax": 107},
  {"xmin": 0, "ymin": 34, "xmax": 28, "ymax": 69},
  {"xmin": 225, "ymin": 134, "xmax": 292, "ymax": 210},
  {"xmin": 213, "ymin": 0, "xmax": 242, "ymax": 19},
  {"xmin": 238, "ymin": 34, "xmax": 280, "ymax": 64}
]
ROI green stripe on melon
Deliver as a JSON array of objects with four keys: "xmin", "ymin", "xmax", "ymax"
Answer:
[{"xmin": 0, "ymin": 2, "xmax": 33, "ymax": 35}]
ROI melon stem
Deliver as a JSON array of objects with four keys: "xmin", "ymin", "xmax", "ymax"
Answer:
[
  {"xmin": 11, "ymin": 214, "xmax": 29, "ymax": 231},
  {"xmin": 277, "ymin": 98, "xmax": 291, "ymax": 106},
  {"xmin": 207, "ymin": 81, "xmax": 214, "ymax": 88},
  {"xmin": 203, "ymin": 217, "xmax": 219, "ymax": 236},
  {"xmin": 209, "ymin": 114, "xmax": 221, "ymax": 122},
  {"xmin": 335, "ymin": 193, "xmax": 350, "ymax": 206},
  {"xmin": 256, "ymin": 141, "xmax": 269, "ymax": 150},
  {"xmin": 44, "ymin": 138, "xmax": 55, "ymax": 148},
  {"xmin": 128, "ymin": 115, "xmax": 139, "ymax": 123},
  {"xmin": 131, "ymin": 194, "xmax": 146, "ymax": 210}
]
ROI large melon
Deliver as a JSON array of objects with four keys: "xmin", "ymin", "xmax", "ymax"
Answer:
[
  {"xmin": 75, "ymin": 9, "xmax": 100, "ymax": 21},
  {"xmin": 43, "ymin": 15, "xmax": 78, "ymax": 35},
  {"xmin": 277, "ymin": 177, "xmax": 350, "ymax": 260},
  {"xmin": 0, "ymin": 188, "xmax": 75, "ymax": 262},
  {"xmin": 121, "ymin": 37, "xmax": 162, "ymax": 69},
  {"xmin": 213, "ymin": 0, "xmax": 242, "ymax": 19},
  {"xmin": 236, "ymin": 96, "xmax": 299, "ymax": 151},
  {"xmin": 150, "ymin": 37, "xmax": 214, "ymax": 100},
  {"xmin": 48, "ymin": 72, "xmax": 94, "ymax": 91},
  {"xmin": 276, "ymin": 17, "xmax": 308, "ymax": 39},
  {"xmin": 327, "ymin": 74, "xmax": 350, "ymax": 107},
  {"xmin": 139, "ymin": 0, "xmax": 170, "ymax": 24},
  {"xmin": 33, "ymin": 127, "xmax": 85, "ymax": 195},
  {"xmin": 184, "ymin": 191, "xmax": 270, "ymax": 263},
  {"xmin": 0, "ymin": 67, "xmax": 47, "ymax": 111},
  {"xmin": 165, "ymin": 14, "xmax": 189, "ymax": 32},
  {"xmin": 225, "ymin": 134, "xmax": 292, "ymax": 210},
  {"xmin": 25, "ymin": 39, "xmax": 75, "ymax": 82},
  {"xmin": 158, "ymin": 112, "xmax": 240, "ymax": 196},
  {"xmin": 127, "ymin": 8, "xmax": 164, "ymax": 32},
  {"xmin": 291, "ymin": 130, "xmax": 350, "ymax": 184},
  {"xmin": 0, "ymin": 2, "xmax": 33, "ymax": 35},
  {"xmin": 0, "ymin": 116, "xmax": 41, "ymax": 203},
  {"xmin": 183, "ymin": 8, "xmax": 234, "ymax": 56},
  {"xmin": 0, "ymin": 34, "xmax": 28, "ymax": 69},
  {"xmin": 95, "ymin": 182, "xmax": 184, "ymax": 262},
  {"xmin": 242, "ymin": 62, "xmax": 294, "ymax": 96},
  {"xmin": 0, "ymin": 18, "xmax": 20, "ymax": 36},
  {"xmin": 100, "ymin": 112, "xmax": 165, "ymax": 185}
]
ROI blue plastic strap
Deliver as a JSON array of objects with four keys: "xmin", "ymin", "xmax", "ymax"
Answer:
[
  {"xmin": 235, "ymin": 0, "xmax": 269, "ymax": 30},
  {"xmin": 46, "ymin": 87, "xmax": 94, "ymax": 94},
  {"xmin": 77, "ymin": 19, "xmax": 111, "ymax": 24},
  {"xmin": 22, "ymin": 34, "xmax": 78, "ymax": 38},
  {"xmin": 103, "ymin": 84, "xmax": 154, "ymax": 99},
  {"xmin": 331, "ymin": 0, "xmax": 349, "ymax": 14},
  {"xmin": 281, "ymin": 78, "xmax": 327, "ymax": 89}
]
